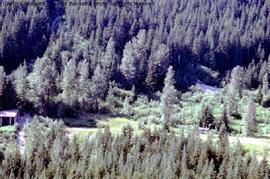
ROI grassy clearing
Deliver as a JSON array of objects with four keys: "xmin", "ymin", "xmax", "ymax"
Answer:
[
  {"xmin": 67, "ymin": 115, "xmax": 183, "ymax": 138},
  {"xmin": 66, "ymin": 87, "xmax": 270, "ymax": 158},
  {"xmin": 225, "ymin": 135, "xmax": 268, "ymax": 154},
  {"xmin": 67, "ymin": 116, "xmax": 270, "ymax": 158},
  {"xmin": 0, "ymin": 125, "xmax": 16, "ymax": 133},
  {"xmin": 191, "ymin": 131, "xmax": 270, "ymax": 157},
  {"xmin": 67, "ymin": 117, "xmax": 141, "ymax": 138},
  {"xmin": 67, "ymin": 116, "xmax": 171, "ymax": 139}
]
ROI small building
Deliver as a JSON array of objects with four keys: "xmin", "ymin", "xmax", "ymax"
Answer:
[
  {"xmin": 198, "ymin": 127, "xmax": 210, "ymax": 134},
  {"xmin": 0, "ymin": 109, "xmax": 20, "ymax": 126}
]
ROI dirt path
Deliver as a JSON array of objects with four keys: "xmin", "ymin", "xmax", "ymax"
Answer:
[
  {"xmin": 196, "ymin": 82, "xmax": 218, "ymax": 94},
  {"xmin": 16, "ymin": 113, "xmax": 31, "ymax": 155}
]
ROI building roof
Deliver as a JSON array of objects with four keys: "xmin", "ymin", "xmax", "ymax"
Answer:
[{"xmin": 0, "ymin": 109, "xmax": 19, "ymax": 118}]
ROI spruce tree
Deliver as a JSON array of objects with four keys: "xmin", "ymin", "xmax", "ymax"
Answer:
[
  {"xmin": 262, "ymin": 73, "xmax": 269, "ymax": 96},
  {"xmin": 242, "ymin": 99, "xmax": 257, "ymax": 137},
  {"xmin": 243, "ymin": 61, "xmax": 255, "ymax": 88},
  {"xmin": 101, "ymin": 38, "xmax": 117, "ymax": 80},
  {"xmin": 105, "ymin": 83, "xmax": 118, "ymax": 113},
  {"xmin": 90, "ymin": 65, "xmax": 107, "ymax": 111},
  {"xmin": 0, "ymin": 66, "xmax": 5, "ymax": 96},
  {"xmin": 146, "ymin": 43, "xmax": 170, "ymax": 91},
  {"xmin": 27, "ymin": 57, "xmax": 58, "ymax": 114},
  {"xmin": 218, "ymin": 104, "xmax": 230, "ymax": 132},
  {"xmin": 255, "ymin": 85, "xmax": 263, "ymax": 104},
  {"xmin": 229, "ymin": 66, "xmax": 244, "ymax": 98},
  {"xmin": 120, "ymin": 30, "xmax": 148, "ymax": 87},
  {"xmin": 60, "ymin": 59, "xmax": 78, "ymax": 108},
  {"xmin": 262, "ymin": 73, "xmax": 270, "ymax": 107},
  {"xmin": 77, "ymin": 59, "xmax": 91, "ymax": 110},
  {"xmin": 258, "ymin": 156, "xmax": 269, "ymax": 179},
  {"xmin": 218, "ymin": 123, "xmax": 229, "ymax": 154},
  {"xmin": 13, "ymin": 61, "xmax": 28, "ymax": 108},
  {"xmin": 160, "ymin": 66, "xmax": 178, "ymax": 131},
  {"xmin": 259, "ymin": 61, "xmax": 268, "ymax": 83},
  {"xmin": 199, "ymin": 106, "xmax": 215, "ymax": 129}
]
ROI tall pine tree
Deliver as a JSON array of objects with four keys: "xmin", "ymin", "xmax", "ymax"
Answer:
[
  {"xmin": 27, "ymin": 57, "xmax": 58, "ymax": 114},
  {"xmin": 60, "ymin": 59, "xmax": 78, "ymax": 108},
  {"xmin": 13, "ymin": 61, "xmax": 28, "ymax": 108},
  {"xmin": 242, "ymin": 99, "xmax": 257, "ymax": 137},
  {"xmin": 160, "ymin": 66, "xmax": 178, "ymax": 130}
]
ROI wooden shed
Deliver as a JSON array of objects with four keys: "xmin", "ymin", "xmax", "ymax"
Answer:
[{"xmin": 0, "ymin": 109, "xmax": 20, "ymax": 126}]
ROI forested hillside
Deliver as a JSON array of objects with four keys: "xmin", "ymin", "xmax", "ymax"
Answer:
[{"xmin": 0, "ymin": 0, "xmax": 269, "ymax": 116}]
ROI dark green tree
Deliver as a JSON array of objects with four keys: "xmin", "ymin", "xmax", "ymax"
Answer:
[
  {"xmin": 146, "ymin": 43, "xmax": 170, "ymax": 91},
  {"xmin": 199, "ymin": 107, "xmax": 215, "ymax": 129},
  {"xmin": 27, "ymin": 57, "xmax": 58, "ymax": 114},
  {"xmin": 13, "ymin": 61, "xmax": 28, "ymax": 108},
  {"xmin": 90, "ymin": 65, "xmax": 108, "ymax": 111},
  {"xmin": 60, "ymin": 59, "xmax": 78, "ymax": 108},
  {"xmin": 120, "ymin": 30, "xmax": 148, "ymax": 87},
  {"xmin": 77, "ymin": 59, "xmax": 91, "ymax": 110}
]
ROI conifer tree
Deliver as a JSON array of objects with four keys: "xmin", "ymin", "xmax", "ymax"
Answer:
[
  {"xmin": 243, "ymin": 99, "xmax": 257, "ymax": 137},
  {"xmin": 229, "ymin": 66, "xmax": 244, "ymax": 98},
  {"xmin": 262, "ymin": 73, "xmax": 269, "ymax": 96},
  {"xmin": 27, "ymin": 57, "xmax": 58, "ymax": 114},
  {"xmin": 121, "ymin": 97, "xmax": 132, "ymax": 116},
  {"xmin": 262, "ymin": 73, "xmax": 270, "ymax": 107},
  {"xmin": 259, "ymin": 61, "xmax": 268, "ymax": 83},
  {"xmin": 105, "ymin": 83, "xmax": 118, "ymax": 112},
  {"xmin": 146, "ymin": 43, "xmax": 170, "ymax": 91},
  {"xmin": 243, "ymin": 61, "xmax": 255, "ymax": 88},
  {"xmin": 218, "ymin": 104, "xmax": 230, "ymax": 132},
  {"xmin": 90, "ymin": 65, "xmax": 107, "ymax": 111},
  {"xmin": 13, "ymin": 61, "xmax": 28, "ymax": 108},
  {"xmin": 258, "ymin": 156, "xmax": 269, "ymax": 179},
  {"xmin": 255, "ymin": 85, "xmax": 263, "ymax": 104},
  {"xmin": 199, "ymin": 106, "xmax": 215, "ymax": 129},
  {"xmin": 197, "ymin": 144, "xmax": 208, "ymax": 174},
  {"xmin": 180, "ymin": 147, "xmax": 189, "ymax": 178},
  {"xmin": 60, "ymin": 58, "xmax": 78, "ymax": 108},
  {"xmin": 77, "ymin": 59, "xmax": 91, "ymax": 110},
  {"xmin": 101, "ymin": 38, "xmax": 117, "ymax": 80},
  {"xmin": 0, "ymin": 66, "xmax": 5, "ymax": 96},
  {"xmin": 160, "ymin": 66, "xmax": 178, "ymax": 130},
  {"xmin": 218, "ymin": 123, "xmax": 229, "ymax": 154},
  {"xmin": 120, "ymin": 30, "xmax": 148, "ymax": 86},
  {"xmin": 2, "ymin": 77, "xmax": 17, "ymax": 109}
]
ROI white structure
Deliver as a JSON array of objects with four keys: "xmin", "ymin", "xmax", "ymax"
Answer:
[
  {"xmin": 198, "ymin": 127, "xmax": 210, "ymax": 134},
  {"xmin": 0, "ymin": 109, "xmax": 20, "ymax": 126}
]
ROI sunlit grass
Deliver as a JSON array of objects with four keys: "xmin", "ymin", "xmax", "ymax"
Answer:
[
  {"xmin": 98, "ymin": 117, "xmax": 140, "ymax": 134},
  {"xmin": 67, "ymin": 117, "xmax": 142, "ymax": 138},
  {"xmin": 67, "ymin": 115, "xmax": 270, "ymax": 159},
  {"xmin": 66, "ymin": 87, "xmax": 270, "ymax": 159},
  {"xmin": 0, "ymin": 125, "xmax": 16, "ymax": 133}
]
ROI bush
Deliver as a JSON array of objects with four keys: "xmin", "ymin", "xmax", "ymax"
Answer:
[{"xmin": 262, "ymin": 95, "xmax": 270, "ymax": 107}]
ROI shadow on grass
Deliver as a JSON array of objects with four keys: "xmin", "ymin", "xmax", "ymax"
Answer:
[
  {"xmin": 253, "ymin": 136, "xmax": 270, "ymax": 140},
  {"xmin": 62, "ymin": 112, "xmax": 132, "ymax": 128},
  {"xmin": 63, "ymin": 117, "xmax": 97, "ymax": 128}
]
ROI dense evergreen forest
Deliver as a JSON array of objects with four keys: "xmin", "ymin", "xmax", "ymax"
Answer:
[
  {"xmin": 0, "ymin": 0, "xmax": 269, "ymax": 115},
  {"xmin": 0, "ymin": 0, "xmax": 269, "ymax": 113},
  {"xmin": 0, "ymin": 0, "xmax": 270, "ymax": 178},
  {"xmin": 1, "ymin": 117, "xmax": 270, "ymax": 178}
]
